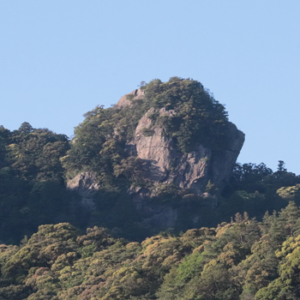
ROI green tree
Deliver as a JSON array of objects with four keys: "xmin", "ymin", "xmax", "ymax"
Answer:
[{"xmin": 18, "ymin": 122, "xmax": 33, "ymax": 134}]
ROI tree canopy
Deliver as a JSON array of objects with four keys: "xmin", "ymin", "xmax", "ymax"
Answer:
[{"xmin": 0, "ymin": 203, "xmax": 300, "ymax": 299}]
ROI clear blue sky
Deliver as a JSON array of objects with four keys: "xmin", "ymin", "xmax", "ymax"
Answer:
[{"xmin": 0, "ymin": 1, "xmax": 299, "ymax": 174}]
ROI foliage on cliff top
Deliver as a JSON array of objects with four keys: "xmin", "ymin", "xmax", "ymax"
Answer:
[{"xmin": 142, "ymin": 77, "xmax": 229, "ymax": 152}]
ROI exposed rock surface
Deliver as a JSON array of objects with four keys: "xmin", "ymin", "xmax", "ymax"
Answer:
[
  {"xmin": 210, "ymin": 122, "xmax": 245, "ymax": 190},
  {"xmin": 67, "ymin": 172, "xmax": 99, "ymax": 208},
  {"xmin": 132, "ymin": 107, "xmax": 177, "ymax": 182},
  {"xmin": 115, "ymin": 88, "xmax": 145, "ymax": 109},
  {"xmin": 130, "ymin": 107, "xmax": 244, "ymax": 195}
]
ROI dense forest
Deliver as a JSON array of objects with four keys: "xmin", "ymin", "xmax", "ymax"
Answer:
[
  {"xmin": 1, "ymin": 203, "xmax": 300, "ymax": 299},
  {"xmin": 1, "ymin": 77, "xmax": 300, "ymax": 299}
]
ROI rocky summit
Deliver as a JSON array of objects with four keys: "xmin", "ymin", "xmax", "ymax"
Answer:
[{"xmin": 66, "ymin": 78, "xmax": 245, "ymax": 231}]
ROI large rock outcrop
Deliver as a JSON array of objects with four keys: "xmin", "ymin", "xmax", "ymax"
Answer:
[{"xmin": 67, "ymin": 88, "xmax": 245, "ymax": 229}]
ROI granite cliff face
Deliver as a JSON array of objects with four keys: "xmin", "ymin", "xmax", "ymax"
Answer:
[
  {"xmin": 125, "ymin": 102, "xmax": 245, "ymax": 195},
  {"xmin": 67, "ymin": 85, "xmax": 245, "ymax": 230}
]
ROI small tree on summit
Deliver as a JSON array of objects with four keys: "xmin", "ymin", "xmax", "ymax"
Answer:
[
  {"xmin": 18, "ymin": 122, "xmax": 33, "ymax": 133},
  {"xmin": 138, "ymin": 81, "xmax": 146, "ymax": 88},
  {"xmin": 277, "ymin": 160, "xmax": 287, "ymax": 172}
]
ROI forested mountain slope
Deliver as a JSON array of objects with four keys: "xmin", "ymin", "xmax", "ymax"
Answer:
[
  {"xmin": 0, "ymin": 78, "xmax": 299, "ymax": 244},
  {"xmin": 64, "ymin": 77, "xmax": 245, "ymax": 237},
  {"xmin": 1, "ymin": 77, "xmax": 300, "ymax": 299}
]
